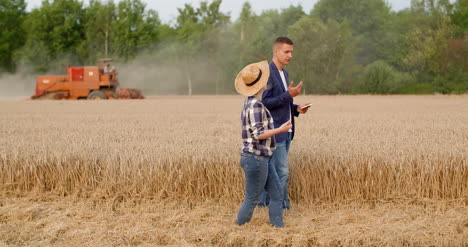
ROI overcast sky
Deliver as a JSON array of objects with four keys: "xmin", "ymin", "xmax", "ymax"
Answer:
[{"xmin": 25, "ymin": 0, "xmax": 415, "ymax": 24}]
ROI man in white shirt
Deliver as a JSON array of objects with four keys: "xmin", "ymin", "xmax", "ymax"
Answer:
[{"xmin": 259, "ymin": 37, "xmax": 311, "ymax": 209}]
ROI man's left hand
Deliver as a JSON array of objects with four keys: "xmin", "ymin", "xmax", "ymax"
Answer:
[{"xmin": 297, "ymin": 102, "xmax": 311, "ymax": 114}]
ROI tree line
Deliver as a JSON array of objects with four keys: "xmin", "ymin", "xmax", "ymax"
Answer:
[{"xmin": 0, "ymin": 0, "xmax": 466, "ymax": 94}]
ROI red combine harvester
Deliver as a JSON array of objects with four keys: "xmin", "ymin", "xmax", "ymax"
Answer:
[{"xmin": 31, "ymin": 59, "xmax": 144, "ymax": 100}]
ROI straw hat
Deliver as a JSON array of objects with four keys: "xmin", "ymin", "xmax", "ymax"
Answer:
[{"xmin": 235, "ymin": 61, "xmax": 270, "ymax": 96}]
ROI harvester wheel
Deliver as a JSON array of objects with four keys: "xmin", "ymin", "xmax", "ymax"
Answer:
[{"xmin": 87, "ymin": 90, "xmax": 107, "ymax": 100}]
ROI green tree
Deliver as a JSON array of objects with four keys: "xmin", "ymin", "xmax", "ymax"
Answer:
[
  {"xmin": 451, "ymin": 0, "xmax": 468, "ymax": 36},
  {"xmin": 174, "ymin": 3, "xmax": 204, "ymax": 96},
  {"xmin": 235, "ymin": 2, "xmax": 267, "ymax": 66},
  {"xmin": 278, "ymin": 5, "xmax": 306, "ymax": 37},
  {"xmin": 79, "ymin": 0, "xmax": 116, "ymax": 63},
  {"xmin": 174, "ymin": 0, "xmax": 229, "ymax": 95},
  {"xmin": 238, "ymin": 2, "xmax": 253, "ymax": 42},
  {"xmin": 111, "ymin": 0, "xmax": 160, "ymax": 61},
  {"xmin": 18, "ymin": 0, "xmax": 86, "ymax": 72},
  {"xmin": 404, "ymin": 0, "xmax": 458, "ymax": 76},
  {"xmin": 403, "ymin": 0, "xmax": 466, "ymax": 93},
  {"xmin": 404, "ymin": 15, "xmax": 454, "ymax": 75},
  {"xmin": 382, "ymin": 9, "xmax": 414, "ymax": 70},
  {"xmin": 288, "ymin": 16, "xmax": 355, "ymax": 94},
  {"xmin": 233, "ymin": 4, "xmax": 307, "ymax": 72},
  {"xmin": 0, "ymin": 0, "xmax": 26, "ymax": 72},
  {"xmin": 311, "ymin": 0, "xmax": 392, "ymax": 65}
]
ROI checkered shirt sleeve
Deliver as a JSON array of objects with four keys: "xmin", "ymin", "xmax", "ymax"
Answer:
[{"xmin": 241, "ymin": 96, "xmax": 276, "ymax": 156}]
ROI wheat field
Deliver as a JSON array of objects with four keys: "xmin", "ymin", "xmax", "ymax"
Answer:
[{"xmin": 0, "ymin": 95, "xmax": 467, "ymax": 246}]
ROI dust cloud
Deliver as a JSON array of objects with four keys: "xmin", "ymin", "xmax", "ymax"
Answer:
[
  {"xmin": 0, "ymin": 39, "xmax": 239, "ymax": 99},
  {"xmin": 116, "ymin": 50, "xmax": 234, "ymax": 95},
  {"xmin": 0, "ymin": 58, "xmax": 217, "ymax": 99},
  {"xmin": 0, "ymin": 73, "xmax": 36, "ymax": 100},
  {"xmin": 115, "ymin": 36, "xmax": 239, "ymax": 95},
  {"xmin": 115, "ymin": 58, "xmax": 188, "ymax": 95}
]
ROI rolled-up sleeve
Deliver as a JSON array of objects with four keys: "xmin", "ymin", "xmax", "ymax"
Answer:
[{"xmin": 247, "ymin": 103, "xmax": 266, "ymax": 139}]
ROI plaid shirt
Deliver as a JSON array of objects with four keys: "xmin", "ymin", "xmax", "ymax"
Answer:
[{"xmin": 241, "ymin": 96, "xmax": 276, "ymax": 156}]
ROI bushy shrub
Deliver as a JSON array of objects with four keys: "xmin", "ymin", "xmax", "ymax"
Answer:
[
  {"xmin": 397, "ymin": 83, "xmax": 436, "ymax": 94},
  {"xmin": 433, "ymin": 73, "xmax": 468, "ymax": 94},
  {"xmin": 358, "ymin": 60, "xmax": 413, "ymax": 94}
]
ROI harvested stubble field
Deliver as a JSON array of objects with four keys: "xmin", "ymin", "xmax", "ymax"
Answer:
[{"xmin": 0, "ymin": 95, "xmax": 467, "ymax": 246}]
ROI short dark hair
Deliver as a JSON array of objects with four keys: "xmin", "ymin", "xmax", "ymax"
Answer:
[{"xmin": 274, "ymin": 37, "xmax": 293, "ymax": 46}]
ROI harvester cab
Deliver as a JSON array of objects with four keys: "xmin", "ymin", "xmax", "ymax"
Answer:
[{"xmin": 31, "ymin": 59, "xmax": 144, "ymax": 100}]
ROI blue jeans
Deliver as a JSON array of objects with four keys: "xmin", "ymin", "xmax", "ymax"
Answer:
[
  {"xmin": 236, "ymin": 152, "xmax": 284, "ymax": 228},
  {"xmin": 259, "ymin": 132, "xmax": 292, "ymax": 209}
]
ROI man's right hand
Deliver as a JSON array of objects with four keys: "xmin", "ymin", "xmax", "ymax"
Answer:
[{"xmin": 288, "ymin": 81, "xmax": 303, "ymax": 97}]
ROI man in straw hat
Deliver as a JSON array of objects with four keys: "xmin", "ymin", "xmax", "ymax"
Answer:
[
  {"xmin": 235, "ymin": 60, "xmax": 292, "ymax": 228},
  {"xmin": 258, "ymin": 37, "xmax": 311, "ymax": 210}
]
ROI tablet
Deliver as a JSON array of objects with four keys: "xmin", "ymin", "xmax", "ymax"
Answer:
[{"xmin": 300, "ymin": 103, "xmax": 312, "ymax": 109}]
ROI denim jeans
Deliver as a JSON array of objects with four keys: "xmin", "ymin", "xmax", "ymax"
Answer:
[
  {"xmin": 259, "ymin": 132, "xmax": 292, "ymax": 209},
  {"xmin": 236, "ymin": 152, "xmax": 284, "ymax": 228}
]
